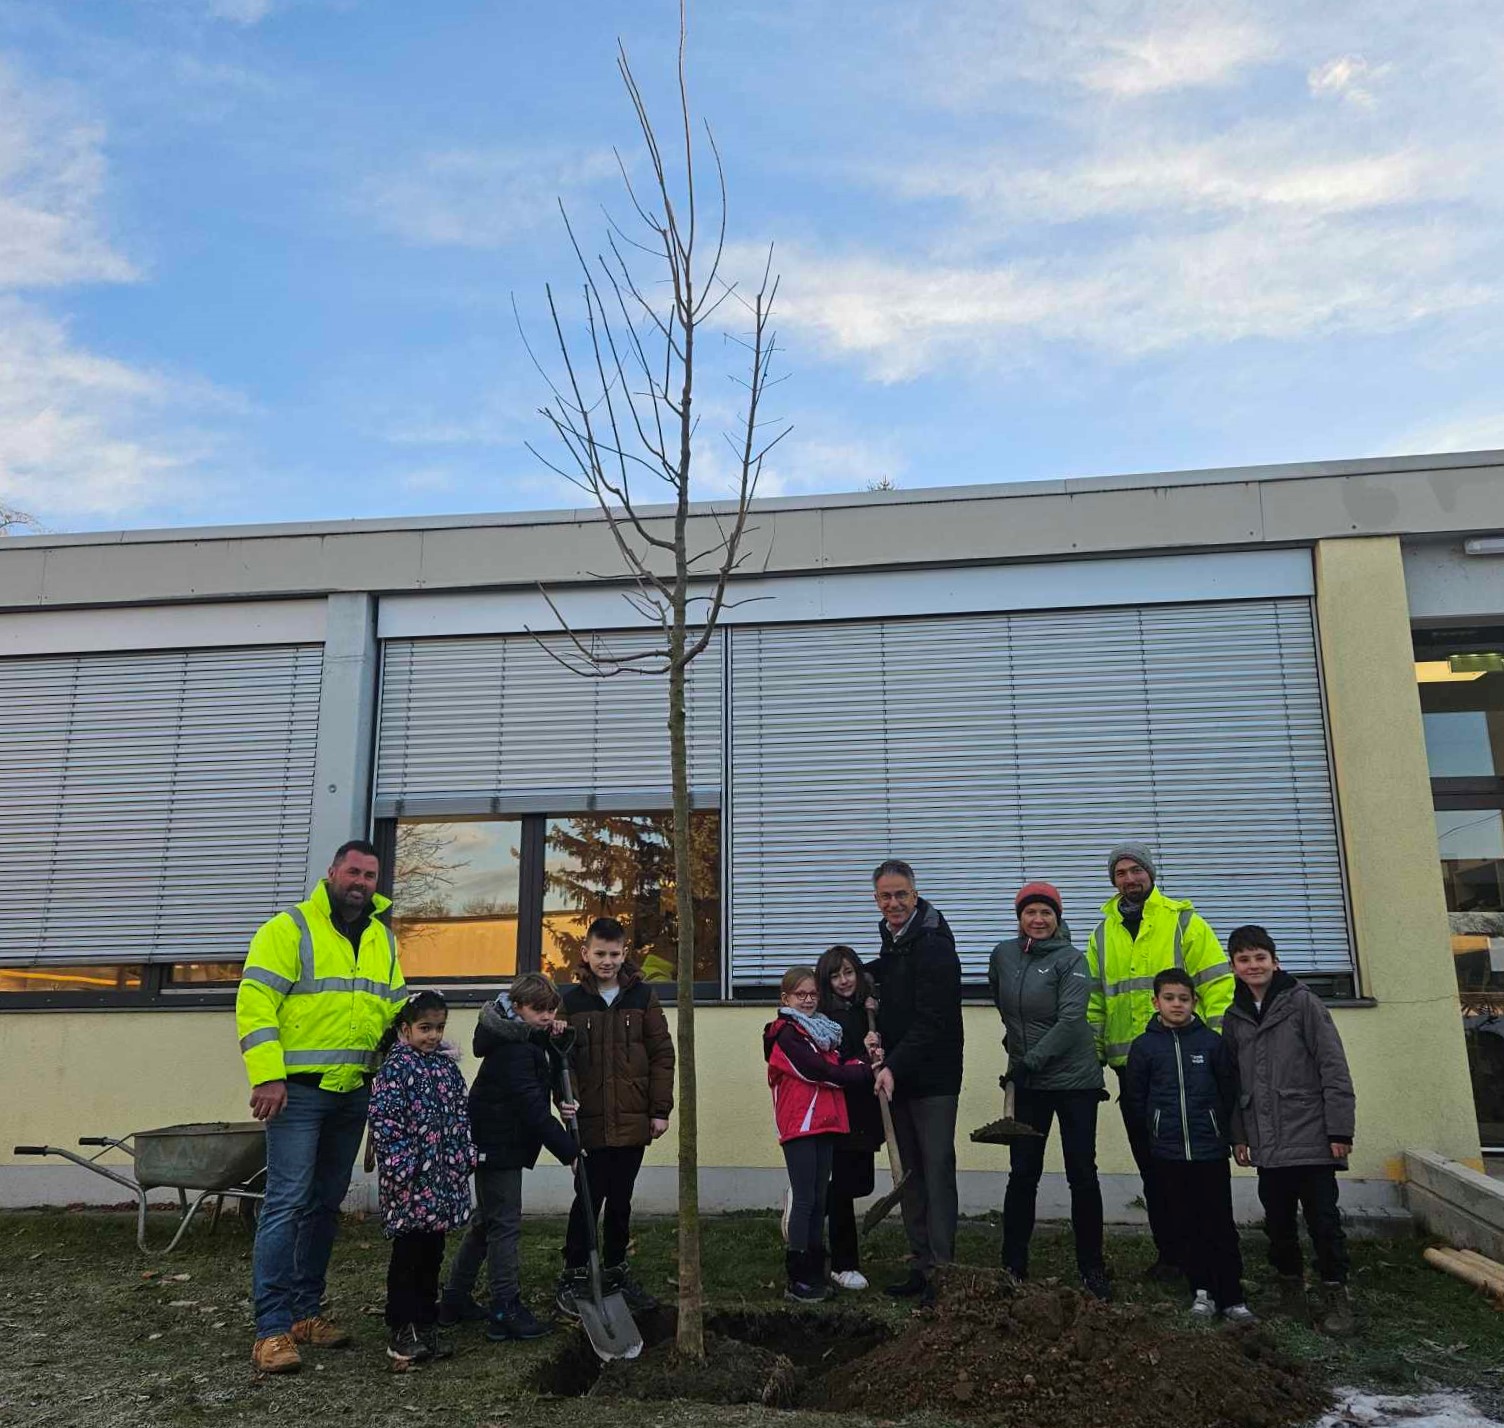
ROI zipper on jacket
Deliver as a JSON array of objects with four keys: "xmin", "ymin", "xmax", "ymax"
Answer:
[
  {"xmin": 1210, "ymin": 1108, "xmax": 1220, "ymax": 1139},
  {"xmin": 1171, "ymin": 1033, "xmax": 1192, "ymax": 1159},
  {"xmin": 1014, "ymin": 956, "xmax": 1030, "ymax": 1058}
]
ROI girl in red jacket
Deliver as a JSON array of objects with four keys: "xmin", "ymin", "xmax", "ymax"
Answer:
[{"xmin": 764, "ymin": 965, "xmax": 875, "ymax": 1303}]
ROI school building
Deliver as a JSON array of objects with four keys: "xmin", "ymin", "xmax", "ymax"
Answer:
[{"xmin": 3, "ymin": 450, "xmax": 1503, "ymax": 1222}]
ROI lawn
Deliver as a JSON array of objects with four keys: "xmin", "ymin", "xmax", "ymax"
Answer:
[{"xmin": 1, "ymin": 1209, "xmax": 1501, "ymax": 1428}]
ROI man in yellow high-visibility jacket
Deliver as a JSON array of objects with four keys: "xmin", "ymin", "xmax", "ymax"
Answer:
[
  {"xmin": 236, "ymin": 840, "xmax": 406, "ymax": 1375},
  {"xmin": 1086, "ymin": 841, "xmax": 1233, "ymax": 1283}
]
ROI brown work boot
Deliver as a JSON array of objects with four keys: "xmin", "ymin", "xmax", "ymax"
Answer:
[
  {"xmin": 1318, "ymin": 1282, "xmax": 1354, "ymax": 1336},
  {"xmin": 251, "ymin": 1333, "xmax": 302, "ymax": 1374},
  {"xmin": 1276, "ymin": 1273, "xmax": 1309, "ymax": 1322},
  {"xmin": 290, "ymin": 1315, "xmax": 352, "ymax": 1349}
]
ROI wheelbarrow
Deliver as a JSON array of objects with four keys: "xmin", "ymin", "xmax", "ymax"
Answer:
[{"xmin": 14, "ymin": 1122, "xmax": 267, "ymax": 1253}]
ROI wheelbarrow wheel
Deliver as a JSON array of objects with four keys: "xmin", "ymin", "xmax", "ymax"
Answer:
[{"xmin": 238, "ymin": 1195, "xmax": 259, "ymax": 1233}]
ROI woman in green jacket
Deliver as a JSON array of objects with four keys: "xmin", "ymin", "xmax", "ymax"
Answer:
[{"xmin": 987, "ymin": 881, "xmax": 1109, "ymax": 1299}]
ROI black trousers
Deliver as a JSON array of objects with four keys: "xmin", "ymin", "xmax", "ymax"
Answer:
[
  {"xmin": 781, "ymin": 1134, "xmax": 836, "ymax": 1255},
  {"xmin": 827, "ymin": 1140, "xmax": 875, "ymax": 1272},
  {"xmin": 564, "ymin": 1144, "xmax": 646, "ymax": 1269},
  {"xmin": 1114, "ymin": 1065, "xmax": 1178, "ymax": 1264},
  {"xmin": 386, "ymin": 1230, "xmax": 446, "ymax": 1329},
  {"xmin": 1001, "ymin": 1087, "xmax": 1105, "ymax": 1276},
  {"xmin": 1157, "ymin": 1158, "xmax": 1244, "ymax": 1309},
  {"xmin": 1257, "ymin": 1165, "xmax": 1348, "ymax": 1284}
]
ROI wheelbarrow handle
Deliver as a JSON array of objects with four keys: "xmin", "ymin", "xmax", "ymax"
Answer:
[
  {"xmin": 13, "ymin": 1146, "xmax": 47, "ymax": 1156},
  {"xmin": 78, "ymin": 1137, "xmax": 113, "ymax": 1147}
]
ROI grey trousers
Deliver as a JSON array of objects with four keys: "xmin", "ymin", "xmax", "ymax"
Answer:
[
  {"xmin": 443, "ymin": 1164, "xmax": 523, "ymax": 1309},
  {"xmin": 891, "ymin": 1093, "xmax": 959, "ymax": 1274}
]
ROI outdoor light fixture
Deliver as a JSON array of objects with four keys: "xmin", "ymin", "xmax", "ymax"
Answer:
[{"xmin": 1464, "ymin": 537, "xmax": 1504, "ymax": 556}]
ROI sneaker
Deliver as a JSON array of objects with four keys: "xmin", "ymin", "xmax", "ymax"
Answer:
[
  {"xmin": 421, "ymin": 1324, "xmax": 454, "ymax": 1360},
  {"xmin": 436, "ymin": 1297, "xmax": 487, "ymax": 1328},
  {"xmin": 1189, "ymin": 1290, "xmax": 1216, "ymax": 1321},
  {"xmin": 1080, "ymin": 1267, "xmax": 1112, "ymax": 1302},
  {"xmin": 554, "ymin": 1268, "xmax": 589, "ymax": 1321},
  {"xmin": 831, "ymin": 1270, "xmax": 869, "ymax": 1291},
  {"xmin": 486, "ymin": 1298, "xmax": 552, "ymax": 1342},
  {"xmin": 386, "ymin": 1323, "xmax": 431, "ymax": 1366},
  {"xmin": 785, "ymin": 1278, "xmax": 828, "ymax": 1304},
  {"xmin": 884, "ymin": 1269, "xmax": 928, "ymax": 1298},
  {"xmin": 1318, "ymin": 1282, "xmax": 1354, "ymax": 1336},
  {"xmin": 1223, "ymin": 1303, "xmax": 1258, "ymax": 1326},
  {"xmin": 605, "ymin": 1262, "xmax": 658, "ymax": 1312},
  {"xmin": 290, "ymin": 1314, "xmax": 351, "ymax": 1349},
  {"xmin": 250, "ymin": 1333, "xmax": 302, "ymax": 1374},
  {"xmin": 1144, "ymin": 1259, "xmax": 1184, "ymax": 1285}
]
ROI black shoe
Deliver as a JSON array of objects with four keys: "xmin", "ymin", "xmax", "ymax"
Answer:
[
  {"xmin": 554, "ymin": 1268, "xmax": 588, "ymax": 1322},
  {"xmin": 421, "ymin": 1324, "xmax": 453, "ymax": 1360},
  {"xmin": 386, "ymin": 1323, "xmax": 431, "ymax": 1365},
  {"xmin": 436, "ymin": 1297, "xmax": 487, "ymax": 1328},
  {"xmin": 917, "ymin": 1278, "xmax": 937, "ymax": 1309},
  {"xmin": 1080, "ymin": 1267, "xmax": 1112, "ymax": 1302},
  {"xmin": 885, "ymin": 1269, "xmax": 928, "ymax": 1299},
  {"xmin": 605, "ymin": 1262, "xmax": 658, "ymax": 1313},
  {"xmin": 485, "ymin": 1299, "xmax": 552, "ymax": 1342},
  {"xmin": 1143, "ymin": 1258, "xmax": 1183, "ymax": 1285}
]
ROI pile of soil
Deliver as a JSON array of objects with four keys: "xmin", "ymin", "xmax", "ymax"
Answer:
[{"xmin": 817, "ymin": 1267, "xmax": 1330, "ymax": 1428}]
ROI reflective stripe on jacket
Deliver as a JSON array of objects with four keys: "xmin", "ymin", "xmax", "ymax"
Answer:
[
  {"xmin": 235, "ymin": 882, "xmax": 406, "ymax": 1092},
  {"xmin": 1085, "ymin": 886, "xmax": 1233, "ymax": 1068}
]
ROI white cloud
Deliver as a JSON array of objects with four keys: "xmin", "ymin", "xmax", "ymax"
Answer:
[
  {"xmin": 0, "ymin": 64, "xmax": 233, "ymax": 522},
  {"xmin": 1080, "ymin": 16, "xmax": 1275, "ymax": 96},
  {"xmin": 757, "ymin": 432, "xmax": 908, "ymax": 498},
  {"xmin": 1308, "ymin": 54, "xmax": 1391, "ymax": 107},
  {"xmin": 205, "ymin": 0, "xmax": 276, "ymax": 23},
  {"xmin": 1382, "ymin": 411, "xmax": 1504, "ymax": 457},
  {"xmin": 358, "ymin": 147, "xmax": 621, "ymax": 250}
]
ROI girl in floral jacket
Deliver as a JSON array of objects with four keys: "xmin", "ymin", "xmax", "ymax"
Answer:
[{"xmin": 368, "ymin": 990, "xmax": 477, "ymax": 1367}]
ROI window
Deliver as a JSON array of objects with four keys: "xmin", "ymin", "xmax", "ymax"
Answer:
[
  {"xmin": 386, "ymin": 812, "xmax": 721, "ymax": 990},
  {"xmin": 1415, "ymin": 630, "xmax": 1504, "ymax": 1151},
  {"xmin": 0, "ymin": 966, "xmax": 143, "ymax": 994},
  {"xmin": 165, "ymin": 962, "xmax": 244, "ymax": 986}
]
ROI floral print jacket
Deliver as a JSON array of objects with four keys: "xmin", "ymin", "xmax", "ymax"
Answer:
[{"xmin": 368, "ymin": 1042, "xmax": 477, "ymax": 1237}]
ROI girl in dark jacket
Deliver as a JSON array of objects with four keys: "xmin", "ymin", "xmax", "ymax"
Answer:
[
  {"xmin": 987, "ymin": 882, "xmax": 1108, "ymax": 1297},
  {"xmin": 815, "ymin": 945, "xmax": 883, "ymax": 1291},
  {"xmin": 764, "ymin": 965, "xmax": 874, "ymax": 1303}
]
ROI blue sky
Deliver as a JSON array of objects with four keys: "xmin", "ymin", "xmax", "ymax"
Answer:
[{"xmin": 2, "ymin": 0, "xmax": 1502, "ymax": 532}]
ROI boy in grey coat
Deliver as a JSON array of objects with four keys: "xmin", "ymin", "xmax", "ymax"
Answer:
[{"xmin": 1224, "ymin": 925, "xmax": 1356, "ymax": 1335}]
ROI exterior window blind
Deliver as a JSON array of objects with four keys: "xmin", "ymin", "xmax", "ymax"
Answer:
[
  {"xmin": 0, "ymin": 644, "xmax": 323, "ymax": 967},
  {"xmin": 374, "ymin": 631, "xmax": 724, "ymax": 817},
  {"xmin": 728, "ymin": 599, "xmax": 1350, "ymax": 984}
]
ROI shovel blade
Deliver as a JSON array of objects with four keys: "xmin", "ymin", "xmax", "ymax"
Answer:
[
  {"xmin": 969, "ymin": 1118, "xmax": 1043, "ymax": 1145},
  {"xmin": 577, "ymin": 1290, "xmax": 643, "ymax": 1362},
  {"xmin": 861, "ymin": 1172, "xmax": 911, "ymax": 1236}
]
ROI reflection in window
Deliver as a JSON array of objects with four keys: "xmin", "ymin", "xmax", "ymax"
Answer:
[
  {"xmin": 1417, "ymin": 659, "xmax": 1504, "ymax": 780},
  {"xmin": 167, "ymin": 962, "xmax": 244, "ymax": 985},
  {"xmin": 392, "ymin": 820, "xmax": 522, "ymax": 981},
  {"xmin": 0, "ymin": 965, "xmax": 143, "ymax": 994},
  {"xmin": 542, "ymin": 812, "xmax": 720, "ymax": 985}
]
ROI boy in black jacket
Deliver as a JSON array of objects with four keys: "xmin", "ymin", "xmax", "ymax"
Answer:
[
  {"xmin": 439, "ymin": 973, "xmax": 577, "ymax": 1343},
  {"xmin": 1123, "ymin": 968, "xmax": 1254, "ymax": 1325}
]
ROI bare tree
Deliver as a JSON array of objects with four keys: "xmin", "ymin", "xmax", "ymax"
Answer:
[
  {"xmin": 522, "ymin": 6, "xmax": 786, "ymax": 1360},
  {"xmin": 0, "ymin": 503, "xmax": 38, "ymax": 536}
]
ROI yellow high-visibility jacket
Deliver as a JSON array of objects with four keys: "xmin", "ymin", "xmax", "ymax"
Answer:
[
  {"xmin": 1085, "ymin": 887, "xmax": 1233, "ymax": 1069},
  {"xmin": 236, "ymin": 882, "xmax": 406, "ymax": 1092}
]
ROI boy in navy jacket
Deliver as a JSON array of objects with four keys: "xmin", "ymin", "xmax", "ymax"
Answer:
[{"xmin": 1123, "ymin": 968, "xmax": 1254, "ymax": 1324}]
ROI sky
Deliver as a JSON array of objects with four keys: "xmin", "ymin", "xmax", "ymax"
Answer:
[{"xmin": 2, "ymin": 0, "xmax": 1503, "ymax": 534}]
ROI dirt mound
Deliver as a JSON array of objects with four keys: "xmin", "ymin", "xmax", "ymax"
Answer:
[{"xmin": 817, "ymin": 1266, "xmax": 1328, "ymax": 1428}]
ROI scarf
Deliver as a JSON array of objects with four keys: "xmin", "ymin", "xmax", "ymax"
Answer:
[{"xmin": 777, "ymin": 1006, "xmax": 844, "ymax": 1052}]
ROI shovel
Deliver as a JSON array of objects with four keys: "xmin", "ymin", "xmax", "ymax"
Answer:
[
  {"xmin": 861, "ymin": 1006, "xmax": 912, "ymax": 1235},
  {"xmin": 970, "ymin": 1074, "xmax": 1044, "ymax": 1145},
  {"xmin": 559, "ymin": 1063, "xmax": 642, "ymax": 1362}
]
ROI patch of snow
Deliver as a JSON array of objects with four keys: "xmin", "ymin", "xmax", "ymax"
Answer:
[{"xmin": 1319, "ymin": 1391, "xmax": 1503, "ymax": 1428}]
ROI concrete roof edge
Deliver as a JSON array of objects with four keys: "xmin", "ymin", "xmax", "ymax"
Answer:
[{"xmin": 5, "ymin": 447, "xmax": 1502, "ymax": 552}]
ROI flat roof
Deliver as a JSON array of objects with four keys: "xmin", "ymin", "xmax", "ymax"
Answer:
[{"xmin": 2, "ymin": 447, "xmax": 1502, "ymax": 610}]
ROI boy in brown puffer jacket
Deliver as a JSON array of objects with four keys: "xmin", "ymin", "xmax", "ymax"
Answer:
[{"xmin": 554, "ymin": 916, "xmax": 675, "ymax": 1317}]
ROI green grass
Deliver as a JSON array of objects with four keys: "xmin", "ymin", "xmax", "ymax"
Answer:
[{"xmin": 0, "ymin": 1210, "xmax": 1501, "ymax": 1428}]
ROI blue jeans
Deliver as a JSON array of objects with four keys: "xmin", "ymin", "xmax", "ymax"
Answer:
[{"xmin": 252, "ymin": 1080, "xmax": 369, "ymax": 1337}]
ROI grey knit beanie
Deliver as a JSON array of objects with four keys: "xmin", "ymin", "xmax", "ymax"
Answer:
[{"xmin": 1107, "ymin": 841, "xmax": 1156, "ymax": 883}]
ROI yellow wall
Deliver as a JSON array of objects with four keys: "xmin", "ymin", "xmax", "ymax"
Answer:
[{"xmin": 0, "ymin": 534, "xmax": 1483, "ymax": 1186}]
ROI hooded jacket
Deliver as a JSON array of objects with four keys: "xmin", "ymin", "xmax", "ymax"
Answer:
[
  {"xmin": 987, "ymin": 930, "xmax": 1103, "ymax": 1092},
  {"xmin": 1224, "ymin": 970, "xmax": 1355, "ymax": 1169},
  {"xmin": 871, "ymin": 897, "xmax": 964, "ymax": 1098},
  {"xmin": 1122, "ymin": 1014, "xmax": 1238, "ymax": 1162},
  {"xmin": 467, "ymin": 998, "xmax": 577, "ymax": 1170},
  {"xmin": 1086, "ymin": 886, "xmax": 1234, "ymax": 1068},
  {"xmin": 763, "ymin": 1014, "xmax": 873, "ymax": 1144},
  {"xmin": 559, "ymin": 961, "xmax": 675, "ymax": 1150}
]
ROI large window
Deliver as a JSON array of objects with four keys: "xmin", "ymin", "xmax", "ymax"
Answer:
[
  {"xmin": 1416, "ymin": 630, "xmax": 1504, "ymax": 1151},
  {"xmin": 388, "ymin": 811, "xmax": 720, "ymax": 990}
]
